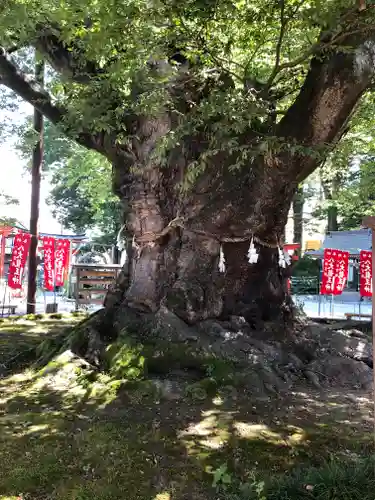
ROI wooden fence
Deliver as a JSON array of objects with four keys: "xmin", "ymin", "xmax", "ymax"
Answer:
[{"xmin": 72, "ymin": 264, "xmax": 122, "ymax": 308}]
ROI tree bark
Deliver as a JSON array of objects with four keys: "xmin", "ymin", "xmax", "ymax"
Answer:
[
  {"xmin": 27, "ymin": 56, "xmax": 44, "ymax": 315},
  {"xmin": 103, "ymin": 23, "xmax": 375, "ymax": 334},
  {"xmin": 105, "ymin": 136, "xmax": 296, "ymax": 329},
  {"xmin": 292, "ymin": 186, "xmax": 304, "ymax": 250},
  {"xmin": 322, "ymin": 178, "xmax": 339, "ymax": 232},
  {"xmin": 327, "ymin": 205, "xmax": 339, "ymax": 232}
]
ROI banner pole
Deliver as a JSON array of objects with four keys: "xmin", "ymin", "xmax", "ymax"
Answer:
[
  {"xmin": 1, "ymin": 280, "xmax": 7, "ymax": 317},
  {"xmin": 362, "ymin": 217, "xmax": 375, "ymax": 449},
  {"xmin": 53, "ymin": 238, "xmax": 57, "ymax": 310}
]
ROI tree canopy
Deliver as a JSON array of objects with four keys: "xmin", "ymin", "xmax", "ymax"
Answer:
[{"xmin": 1, "ymin": 1, "xmax": 374, "ymax": 169}]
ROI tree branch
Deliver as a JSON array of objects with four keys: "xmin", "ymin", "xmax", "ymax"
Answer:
[
  {"xmin": 35, "ymin": 26, "xmax": 106, "ymax": 83},
  {"xmin": 0, "ymin": 48, "xmax": 62, "ymax": 122},
  {"xmin": 265, "ymin": 6, "xmax": 374, "ymax": 90},
  {"xmin": 266, "ymin": 0, "xmax": 287, "ymax": 88},
  {"xmin": 277, "ymin": 8, "xmax": 375, "ymax": 182},
  {"xmin": 0, "ymin": 47, "xmax": 105, "ymax": 153}
]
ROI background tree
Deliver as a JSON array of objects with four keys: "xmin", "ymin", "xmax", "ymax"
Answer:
[
  {"xmin": 312, "ymin": 93, "xmax": 375, "ymax": 231},
  {"xmin": 0, "ymin": 192, "xmax": 19, "ymax": 226},
  {"xmin": 1, "ymin": 1, "xmax": 375, "ymax": 336},
  {"xmin": 17, "ymin": 120, "xmax": 122, "ymax": 243}
]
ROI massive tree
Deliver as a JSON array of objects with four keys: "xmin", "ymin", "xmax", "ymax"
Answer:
[{"xmin": 1, "ymin": 0, "xmax": 375, "ymax": 334}]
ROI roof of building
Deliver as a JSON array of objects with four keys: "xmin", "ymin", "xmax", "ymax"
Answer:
[
  {"xmin": 306, "ymin": 228, "xmax": 372, "ymax": 258},
  {"xmin": 39, "ymin": 233, "xmax": 87, "ymax": 240}
]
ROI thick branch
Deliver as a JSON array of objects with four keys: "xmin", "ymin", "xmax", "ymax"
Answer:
[
  {"xmin": 0, "ymin": 48, "xmax": 62, "ymax": 122},
  {"xmin": 0, "ymin": 48, "xmax": 105, "ymax": 153},
  {"xmin": 277, "ymin": 9, "xmax": 375, "ymax": 181},
  {"xmin": 35, "ymin": 27, "xmax": 106, "ymax": 83}
]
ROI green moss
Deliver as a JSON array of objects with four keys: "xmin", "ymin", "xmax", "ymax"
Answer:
[
  {"xmin": 143, "ymin": 341, "xmax": 209, "ymax": 375},
  {"xmin": 204, "ymin": 359, "xmax": 238, "ymax": 382},
  {"xmin": 35, "ymin": 334, "xmax": 67, "ymax": 365},
  {"xmin": 105, "ymin": 338, "xmax": 146, "ymax": 380},
  {"xmin": 67, "ymin": 326, "xmax": 89, "ymax": 354},
  {"xmin": 185, "ymin": 382, "xmax": 208, "ymax": 401},
  {"xmin": 102, "ymin": 331, "xmax": 247, "ymax": 393},
  {"xmin": 75, "ymin": 368, "xmax": 99, "ymax": 388}
]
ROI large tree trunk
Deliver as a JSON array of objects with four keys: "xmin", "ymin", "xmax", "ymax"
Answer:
[{"xmin": 106, "ymin": 144, "xmax": 295, "ymax": 329}]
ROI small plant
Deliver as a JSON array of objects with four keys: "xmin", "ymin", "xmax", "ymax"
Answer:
[
  {"xmin": 232, "ymin": 457, "xmax": 375, "ymax": 500},
  {"xmin": 238, "ymin": 477, "xmax": 266, "ymax": 500},
  {"xmin": 75, "ymin": 367, "xmax": 98, "ymax": 389},
  {"xmin": 185, "ymin": 382, "xmax": 208, "ymax": 401},
  {"xmin": 211, "ymin": 463, "xmax": 232, "ymax": 490},
  {"xmin": 23, "ymin": 313, "xmax": 37, "ymax": 321}
]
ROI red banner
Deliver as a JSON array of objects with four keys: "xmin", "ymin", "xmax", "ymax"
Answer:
[
  {"xmin": 8, "ymin": 233, "xmax": 31, "ymax": 289},
  {"xmin": 0, "ymin": 226, "xmax": 13, "ymax": 280},
  {"xmin": 321, "ymin": 248, "xmax": 349, "ymax": 295},
  {"xmin": 55, "ymin": 239, "xmax": 70, "ymax": 287},
  {"xmin": 360, "ymin": 251, "xmax": 372, "ymax": 297},
  {"xmin": 43, "ymin": 236, "xmax": 55, "ymax": 291}
]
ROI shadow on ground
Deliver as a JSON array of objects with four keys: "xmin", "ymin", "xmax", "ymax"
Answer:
[
  {"xmin": 0, "ymin": 372, "xmax": 373, "ymax": 499},
  {"xmin": 0, "ymin": 315, "xmax": 83, "ymax": 376},
  {"xmin": 0, "ymin": 316, "xmax": 373, "ymax": 499}
]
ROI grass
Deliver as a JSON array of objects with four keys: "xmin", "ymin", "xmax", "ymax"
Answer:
[
  {"xmin": 234, "ymin": 458, "xmax": 375, "ymax": 499},
  {"xmin": 0, "ymin": 315, "xmax": 373, "ymax": 499}
]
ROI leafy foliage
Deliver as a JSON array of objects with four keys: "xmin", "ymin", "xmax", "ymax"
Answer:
[
  {"xmin": 47, "ymin": 145, "xmax": 122, "ymax": 241},
  {"xmin": 0, "ymin": 0, "xmax": 370, "ymax": 161},
  {"xmin": 311, "ymin": 93, "xmax": 375, "ymax": 230},
  {"xmin": 17, "ymin": 119, "xmax": 121, "ymax": 241},
  {"xmin": 0, "ymin": 191, "xmax": 19, "ymax": 227},
  {"xmin": 1, "ymin": 0, "xmax": 375, "ymax": 245}
]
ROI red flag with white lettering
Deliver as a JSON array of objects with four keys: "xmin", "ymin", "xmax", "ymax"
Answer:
[
  {"xmin": 43, "ymin": 236, "xmax": 55, "ymax": 291},
  {"xmin": 320, "ymin": 248, "xmax": 349, "ymax": 295},
  {"xmin": 359, "ymin": 251, "xmax": 372, "ymax": 297},
  {"xmin": 8, "ymin": 233, "xmax": 31, "ymax": 289},
  {"xmin": 55, "ymin": 239, "xmax": 70, "ymax": 287}
]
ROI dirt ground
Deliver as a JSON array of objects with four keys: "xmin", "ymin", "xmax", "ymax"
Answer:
[{"xmin": 0, "ymin": 316, "xmax": 373, "ymax": 500}]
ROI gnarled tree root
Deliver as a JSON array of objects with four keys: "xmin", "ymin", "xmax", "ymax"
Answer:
[{"xmin": 52, "ymin": 306, "xmax": 373, "ymax": 394}]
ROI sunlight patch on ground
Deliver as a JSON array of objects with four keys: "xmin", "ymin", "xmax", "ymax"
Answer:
[
  {"xmin": 0, "ymin": 371, "xmax": 36, "ymax": 403},
  {"xmin": 1, "ymin": 350, "xmax": 118, "ymax": 411},
  {"xmin": 179, "ymin": 409, "xmax": 233, "ymax": 454},
  {"xmin": 234, "ymin": 422, "xmax": 286, "ymax": 444}
]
